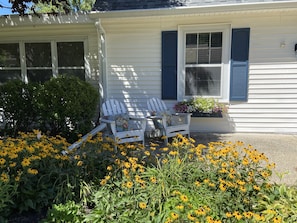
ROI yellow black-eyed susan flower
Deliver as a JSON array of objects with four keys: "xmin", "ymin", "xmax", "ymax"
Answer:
[
  {"xmin": 170, "ymin": 212, "xmax": 179, "ymax": 220},
  {"xmin": 0, "ymin": 158, "xmax": 6, "ymax": 165},
  {"xmin": 27, "ymin": 168, "xmax": 38, "ymax": 175},
  {"xmin": 1, "ymin": 172, "xmax": 9, "ymax": 183},
  {"xmin": 139, "ymin": 202, "xmax": 147, "ymax": 209},
  {"xmin": 21, "ymin": 158, "xmax": 31, "ymax": 167},
  {"xmin": 126, "ymin": 181, "xmax": 133, "ymax": 188},
  {"xmin": 180, "ymin": 194, "xmax": 189, "ymax": 202}
]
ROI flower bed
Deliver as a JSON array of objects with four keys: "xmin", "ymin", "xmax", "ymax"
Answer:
[{"xmin": 1, "ymin": 132, "xmax": 297, "ymax": 222}]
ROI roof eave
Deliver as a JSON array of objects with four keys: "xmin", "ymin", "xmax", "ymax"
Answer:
[{"xmin": 89, "ymin": 1, "xmax": 297, "ymax": 19}]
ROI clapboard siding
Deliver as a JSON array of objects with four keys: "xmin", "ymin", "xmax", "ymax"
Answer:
[
  {"xmin": 102, "ymin": 9, "xmax": 297, "ymax": 132},
  {"xmin": 105, "ymin": 27, "xmax": 162, "ymax": 110},
  {"xmin": 226, "ymin": 13, "xmax": 297, "ymax": 133}
]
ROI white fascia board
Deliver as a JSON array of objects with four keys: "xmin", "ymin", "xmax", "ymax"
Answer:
[
  {"xmin": 0, "ymin": 12, "xmax": 93, "ymax": 27},
  {"xmin": 90, "ymin": 1, "xmax": 297, "ymax": 19}
]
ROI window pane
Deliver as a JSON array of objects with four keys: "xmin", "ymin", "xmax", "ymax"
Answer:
[
  {"xmin": 186, "ymin": 34, "xmax": 197, "ymax": 48},
  {"xmin": 210, "ymin": 49, "xmax": 222, "ymax": 64},
  {"xmin": 198, "ymin": 49, "xmax": 209, "ymax": 64},
  {"xmin": 57, "ymin": 42, "xmax": 84, "ymax": 67},
  {"xmin": 25, "ymin": 43, "xmax": 52, "ymax": 67},
  {"xmin": 27, "ymin": 70, "xmax": 52, "ymax": 83},
  {"xmin": 0, "ymin": 44, "xmax": 20, "ymax": 67},
  {"xmin": 198, "ymin": 33, "xmax": 209, "ymax": 47},
  {"xmin": 185, "ymin": 67, "xmax": 221, "ymax": 96},
  {"xmin": 211, "ymin": 32, "xmax": 222, "ymax": 47},
  {"xmin": 186, "ymin": 49, "xmax": 197, "ymax": 64},
  {"xmin": 0, "ymin": 70, "xmax": 21, "ymax": 85},
  {"xmin": 58, "ymin": 69, "xmax": 85, "ymax": 81}
]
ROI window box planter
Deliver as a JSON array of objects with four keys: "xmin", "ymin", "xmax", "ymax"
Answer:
[
  {"xmin": 191, "ymin": 111, "xmax": 223, "ymax": 118},
  {"xmin": 174, "ymin": 97, "xmax": 227, "ymax": 118}
]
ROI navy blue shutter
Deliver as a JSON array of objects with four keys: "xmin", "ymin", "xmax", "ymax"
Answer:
[
  {"xmin": 162, "ymin": 31, "xmax": 177, "ymax": 100},
  {"xmin": 230, "ymin": 28, "xmax": 250, "ymax": 101}
]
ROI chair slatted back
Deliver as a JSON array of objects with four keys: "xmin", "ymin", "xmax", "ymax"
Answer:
[
  {"xmin": 102, "ymin": 99, "xmax": 127, "ymax": 116},
  {"xmin": 147, "ymin": 97, "xmax": 167, "ymax": 113}
]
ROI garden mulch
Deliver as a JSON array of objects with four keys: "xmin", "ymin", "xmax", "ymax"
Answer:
[{"xmin": 8, "ymin": 208, "xmax": 47, "ymax": 223}]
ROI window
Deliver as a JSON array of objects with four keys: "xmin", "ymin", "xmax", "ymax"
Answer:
[
  {"xmin": 26, "ymin": 42, "xmax": 53, "ymax": 83},
  {"xmin": 178, "ymin": 25, "xmax": 230, "ymax": 101},
  {"xmin": 0, "ymin": 41, "xmax": 86, "ymax": 85},
  {"xmin": 0, "ymin": 43, "xmax": 21, "ymax": 84},
  {"xmin": 185, "ymin": 32, "xmax": 222, "ymax": 96},
  {"xmin": 57, "ymin": 42, "xmax": 85, "ymax": 80}
]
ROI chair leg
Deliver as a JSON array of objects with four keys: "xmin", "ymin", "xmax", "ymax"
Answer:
[{"xmin": 164, "ymin": 136, "xmax": 168, "ymax": 145}]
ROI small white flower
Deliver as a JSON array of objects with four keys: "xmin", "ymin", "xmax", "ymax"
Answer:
[{"xmin": 37, "ymin": 132, "xmax": 42, "ymax": 140}]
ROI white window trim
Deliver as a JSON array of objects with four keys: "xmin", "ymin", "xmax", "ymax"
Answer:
[
  {"xmin": 177, "ymin": 24, "xmax": 231, "ymax": 102},
  {"xmin": 0, "ymin": 38, "xmax": 88, "ymax": 83}
]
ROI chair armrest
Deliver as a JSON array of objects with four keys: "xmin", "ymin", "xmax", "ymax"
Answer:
[
  {"xmin": 129, "ymin": 116, "xmax": 145, "ymax": 121},
  {"xmin": 100, "ymin": 118, "xmax": 115, "ymax": 124},
  {"xmin": 173, "ymin": 113, "xmax": 191, "ymax": 125},
  {"xmin": 100, "ymin": 118, "xmax": 116, "ymax": 133},
  {"xmin": 172, "ymin": 112, "xmax": 192, "ymax": 117},
  {"xmin": 147, "ymin": 115, "xmax": 162, "ymax": 120}
]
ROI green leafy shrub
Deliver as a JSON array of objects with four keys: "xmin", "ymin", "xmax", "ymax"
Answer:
[
  {"xmin": 0, "ymin": 80, "xmax": 40, "ymax": 136},
  {"xmin": 0, "ymin": 76, "xmax": 99, "ymax": 142},
  {"xmin": 36, "ymin": 75, "xmax": 99, "ymax": 142}
]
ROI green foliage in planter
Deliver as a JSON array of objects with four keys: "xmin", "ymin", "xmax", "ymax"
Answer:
[
  {"xmin": 174, "ymin": 97, "xmax": 227, "ymax": 114},
  {"xmin": 37, "ymin": 76, "xmax": 99, "ymax": 141},
  {"xmin": 0, "ymin": 80, "xmax": 40, "ymax": 136}
]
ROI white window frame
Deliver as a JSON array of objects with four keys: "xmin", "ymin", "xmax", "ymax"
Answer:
[
  {"xmin": 0, "ymin": 38, "xmax": 88, "ymax": 83},
  {"xmin": 177, "ymin": 24, "xmax": 231, "ymax": 102}
]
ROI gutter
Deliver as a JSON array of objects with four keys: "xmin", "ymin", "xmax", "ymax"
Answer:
[{"xmin": 89, "ymin": 1, "xmax": 297, "ymax": 19}]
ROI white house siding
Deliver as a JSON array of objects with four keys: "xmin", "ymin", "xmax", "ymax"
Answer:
[
  {"xmin": 228, "ymin": 11, "xmax": 297, "ymax": 133},
  {"xmin": 102, "ymin": 20, "xmax": 164, "ymax": 115},
  {"xmin": 100, "ymin": 8, "xmax": 297, "ymax": 133}
]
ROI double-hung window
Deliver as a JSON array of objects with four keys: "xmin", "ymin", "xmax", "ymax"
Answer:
[
  {"xmin": 178, "ymin": 25, "xmax": 230, "ymax": 101},
  {"xmin": 0, "ymin": 41, "xmax": 86, "ymax": 85},
  {"xmin": 25, "ymin": 42, "xmax": 53, "ymax": 83},
  {"xmin": 0, "ymin": 43, "xmax": 21, "ymax": 83}
]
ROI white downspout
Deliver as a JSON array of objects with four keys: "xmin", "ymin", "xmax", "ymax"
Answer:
[{"xmin": 95, "ymin": 19, "xmax": 107, "ymax": 110}]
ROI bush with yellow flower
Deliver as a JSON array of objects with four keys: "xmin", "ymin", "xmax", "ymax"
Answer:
[{"xmin": 1, "ymin": 130, "xmax": 297, "ymax": 222}]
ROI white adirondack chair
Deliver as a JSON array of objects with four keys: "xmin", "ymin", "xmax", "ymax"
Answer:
[
  {"xmin": 147, "ymin": 97, "xmax": 191, "ymax": 144},
  {"xmin": 100, "ymin": 99, "xmax": 146, "ymax": 146}
]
